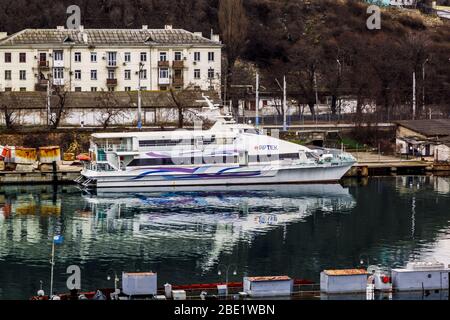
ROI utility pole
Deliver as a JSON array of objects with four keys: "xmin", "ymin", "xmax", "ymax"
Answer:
[
  {"xmin": 413, "ymin": 71, "xmax": 417, "ymax": 120},
  {"xmin": 314, "ymin": 70, "xmax": 319, "ymax": 123},
  {"xmin": 47, "ymin": 76, "xmax": 52, "ymax": 127},
  {"xmin": 422, "ymin": 59, "xmax": 429, "ymax": 114},
  {"xmin": 283, "ymin": 76, "xmax": 287, "ymax": 132},
  {"xmin": 137, "ymin": 62, "xmax": 143, "ymax": 130},
  {"xmin": 255, "ymin": 73, "xmax": 260, "ymax": 127}
]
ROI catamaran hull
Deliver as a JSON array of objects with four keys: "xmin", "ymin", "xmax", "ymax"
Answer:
[{"xmin": 78, "ymin": 164, "xmax": 354, "ymax": 189}]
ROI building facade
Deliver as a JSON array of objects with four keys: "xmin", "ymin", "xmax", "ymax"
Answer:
[{"xmin": 0, "ymin": 25, "xmax": 222, "ymax": 93}]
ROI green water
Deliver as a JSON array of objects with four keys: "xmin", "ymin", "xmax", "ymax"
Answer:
[{"xmin": 0, "ymin": 176, "xmax": 449, "ymax": 300}]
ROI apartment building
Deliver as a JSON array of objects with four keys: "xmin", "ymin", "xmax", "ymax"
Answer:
[{"xmin": 0, "ymin": 25, "xmax": 222, "ymax": 93}]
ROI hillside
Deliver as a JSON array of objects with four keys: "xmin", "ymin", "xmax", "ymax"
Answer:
[{"xmin": 0, "ymin": 0, "xmax": 449, "ymax": 119}]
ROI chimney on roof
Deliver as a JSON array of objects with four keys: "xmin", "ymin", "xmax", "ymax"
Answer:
[
  {"xmin": 56, "ymin": 26, "xmax": 65, "ymax": 31},
  {"xmin": 142, "ymin": 25, "xmax": 148, "ymax": 30},
  {"xmin": 79, "ymin": 25, "xmax": 84, "ymax": 32},
  {"xmin": 211, "ymin": 34, "xmax": 220, "ymax": 43},
  {"xmin": 194, "ymin": 32, "xmax": 203, "ymax": 37},
  {"xmin": 0, "ymin": 32, "xmax": 7, "ymax": 40},
  {"xmin": 164, "ymin": 25, "xmax": 173, "ymax": 30}
]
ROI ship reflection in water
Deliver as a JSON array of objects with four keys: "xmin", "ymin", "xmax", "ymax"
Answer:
[{"xmin": 0, "ymin": 177, "xmax": 450, "ymax": 300}]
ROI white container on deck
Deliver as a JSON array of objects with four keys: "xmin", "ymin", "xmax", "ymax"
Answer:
[
  {"xmin": 391, "ymin": 261, "xmax": 450, "ymax": 292},
  {"xmin": 320, "ymin": 269, "xmax": 368, "ymax": 293},
  {"xmin": 172, "ymin": 290, "xmax": 187, "ymax": 300},
  {"xmin": 122, "ymin": 272, "xmax": 157, "ymax": 296},
  {"xmin": 243, "ymin": 276, "xmax": 293, "ymax": 297}
]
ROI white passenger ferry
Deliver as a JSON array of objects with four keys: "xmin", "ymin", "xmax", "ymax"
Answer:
[{"xmin": 76, "ymin": 116, "xmax": 356, "ymax": 189}]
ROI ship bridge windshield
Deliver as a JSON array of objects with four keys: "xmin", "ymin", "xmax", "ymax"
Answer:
[{"xmin": 93, "ymin": 137, "xmax": 133, "ymax": 152}]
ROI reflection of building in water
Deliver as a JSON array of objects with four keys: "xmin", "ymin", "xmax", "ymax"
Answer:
[
  {"xmin": 434, "ymin": 177, "xmax": 450, "ymax": 194},
  {"xmin": 83, "ymin": 184, "xmax": 356, "ymax": 270},
  {"xmin": 395, "ymin": 176, "xmax": 450, "ymax": 195}
]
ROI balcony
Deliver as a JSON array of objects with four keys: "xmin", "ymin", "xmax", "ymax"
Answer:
[
  {"xmin": 38, "ymin": 60, "xmax": 50, "ymax": 69},
  {"xmin": 35, "ymin": 79, "xmax": 49, "ymax": 91},
  {"xmin": 172, "ymin": 60, "xmax": 184, "ymax": 68},
  {"xmin": 53, "ymin": 60, "xmax": 64, "ymax": 68},
  {"xmin": 158, "ymin": 60, "xmax": 169, "ymax": 67},
  {"xmin": 158, "ymin": 78, "xmax": 170, "ymax": 85},
  {"xmin": 106, "ymin": 78, "xmax": 118, "ymax": 86},
  {"xmin": 106, "ymin": 61, "xmax": 118, "ymax": 68},
  {"xmin": 172, "ymin": 77, "xmax": 184, "ymax": 86},
  {"xmin": 53, "ymin": 79, "xmax": 65, "ymax": 86}
]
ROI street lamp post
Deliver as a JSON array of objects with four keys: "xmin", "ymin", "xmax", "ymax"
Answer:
[{"xmin": 217, "ymin": 264, "xmax": 237, "ymax": 298}]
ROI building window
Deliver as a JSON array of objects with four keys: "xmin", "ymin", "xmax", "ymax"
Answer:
[
  {"xmin": 91, "ymin": 87, "xmax": 97, "ymax": 92},
  {"xmin": 159, "ymin": 52, "xmax": 167, "ymax": 61},
  {"xmin": 19, "ymin": 70, "xmax": 26, "ymax": 80},
  {"xmin": 124, "ymin": 52, "xmax": 131, "ymax": 63},
  {"xmin": 54, "ymin": 50, "xmax": 63, "ymax": 61},
  {"xmin": 141, "ymin": 86, "xmax": 147, "ymax": 91},
  {"xmin": 75, "ymin": 70, "xmax": 81, "ymax": 80},
  {"xmin": 194, "ymin": 69, "xmax": 200, "ymax": 79},
  {"xmin": 108, "ymin": 69, "xmax": 116, "ymax": 80},
  {"xmin": 124, "ymin": 70, "xmax": 131, "ymax": 80},
  {"xmin": 4, "ymin": 70, "xmax": 11, "ymax": 80},
  {"xmin": 125, "ymin": 87, "xmax": 131, "ymax": 92},
  {"xmin": 54, "ymin": 67, "xmax": 64, "ymax": 79},
  {"xmin": 160, "ymin": 86, "xmax": 167, "ymax": 91},
  {"xmin": 74, "ymin": 52, "xmax": 81, "ymax": 62},
  {"xmin": 107, "ymin": 52, "xmax": 117, "ymax": 66},
  {"xmin": 4, "ymin": 53, "xmax": 11, "ymax": 63},
  {"xmin": 208, "ymin": 52, "xmax": 215, "ymax": 62},
  {"xmin": 20, "ymin": 87, "xmax": 26, "ymax": 92},
  {"xmin": 140, "ymin": 52, "xmax": 147, "ymax": 62},
  {"xmin": 194, "ymin": 52, "xmax": 200, "ymax": 62},
  {"xmin": 19, "ymin": 53, "xmax": 26, "ymax": 63},
  {"xmin": 208, "ymin": 68, "xmax": 215, "ymax": 79},
  {"xmin": 91, "ymin": 52, "xmax": 97, "ymax": 63},
  {"xmin": 159, "ymin": 68, "xmax": 169, "ymax": 79},
  {"xmin": 91, "ymin": 70, "xmax": 97, "ymax": 80},
  {"xmin": 5, "ymin": 88, "xmax": 12, "ymax": 92},
  {"xmin": 140, "ymin": 69, "xmax": 147, "ymax": 80},
  {"xmin": 75, "ymin": 87, "xmax": 82, "ymax": 92},
  {"xmin": 108, "ymin": 87, "xmax": 115, "ymax": 92},
  {"xmin": 174, "ymin": 52, "xmax": 182, "ymax": 61}
]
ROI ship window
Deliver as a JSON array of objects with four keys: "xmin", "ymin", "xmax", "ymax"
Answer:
[
  {"xmin": 279, "ymin": 153, "xmax": 300, "ymax": 160},
  {"xmin": 128, "ymin": 156, "xmax": 239, "ymax": 167},
  {"xmin": 139, "ymin": 139, "xmax": 193, "ymax": 147},
  {"xmin": 248, "ymin": 153, "xmax": 300, "ymax": 163}
]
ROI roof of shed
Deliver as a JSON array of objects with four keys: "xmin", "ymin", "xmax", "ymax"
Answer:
[
  {"xmin": 324, "ymin": 269, "xmax": 368, "ymax": 276},
  {"xmin": 395, "ymin": 119, "xmax": 450, "ymax": 137}
]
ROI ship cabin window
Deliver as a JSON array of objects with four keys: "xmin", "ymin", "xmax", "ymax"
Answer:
[
  {"xmin": 139, "ymin": 139, "xmax": 193, "ymax": 147},
  {"xmin": 94, "ymin": 137, "xmax": 133, "ymax": 152},
  {"xmin": 128, "ymin": 155, "xmax": 239, "ymax": 167},
  {"xmin": 250, "ymin": 153, "xmax": 300, "ymax": 163}
]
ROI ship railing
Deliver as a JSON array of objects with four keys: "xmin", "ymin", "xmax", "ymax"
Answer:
[{"xmin": 84, "ymin": 162, "xmax": 116, "ymax": 172}]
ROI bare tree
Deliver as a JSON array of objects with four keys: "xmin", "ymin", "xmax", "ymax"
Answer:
[
  {"xmin": 95, "ymin": 90, "xmax": 130, "ymax": 129},
  {"xmin": 0, "ymin": 92, "xmax": 19, "ymax": 130},
  {"xmin": 219, "ymin": 0, "xmax": 249, "ymax": 107},
  {"xmin": 49, "ymin": 85, "xmax": 71, "ymax": 130}
]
